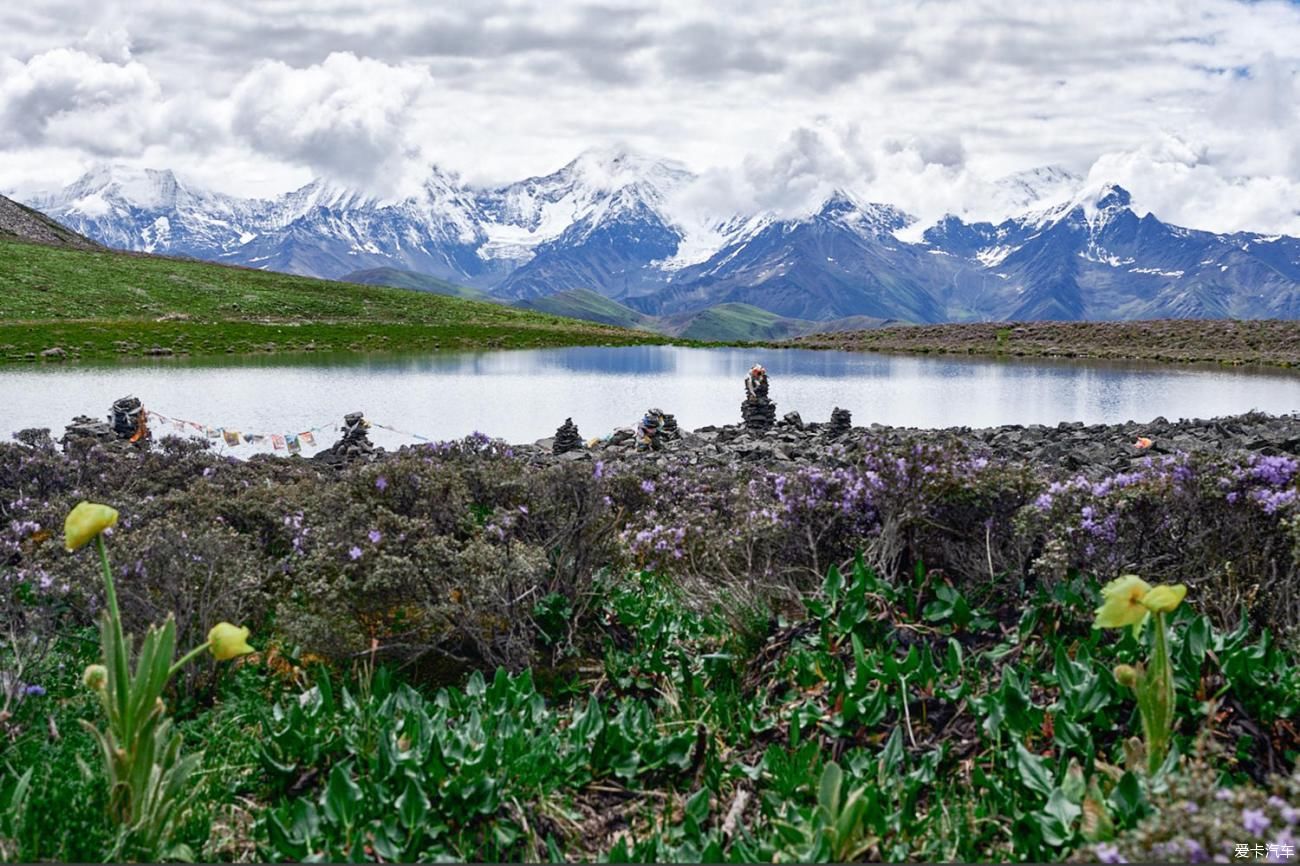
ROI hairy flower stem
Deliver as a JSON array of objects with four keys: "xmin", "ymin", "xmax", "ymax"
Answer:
[{"xmin": 1144, "ymin": 611, "xmax": 1175, "ymax": 773}]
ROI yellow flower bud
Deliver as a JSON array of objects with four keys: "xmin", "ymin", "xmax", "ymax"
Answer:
[
  {"xmin": 1141, "ymin": 583, "xmax": 1187, "ymax": 613},
  {"xmin": 207, "ymin": 622, "xmax": 254, "ymax": 661},
  {"xmin": 1113, "ymin": 663, "xmax": 1140, "ymax": 688},
  {"xmin": 82, "ymin": 663, "xmax": 107, "ymax": 691},
  {"xmin": 1093, "ymin": 574, "xmax": 1153, "ymax": 633},
  {"xmin": 64, "ymin": 502, "xmax": 119, "ymax": 552}
]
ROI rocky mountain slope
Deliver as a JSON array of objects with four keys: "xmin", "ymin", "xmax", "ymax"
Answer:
[{"xmin": 0, "ymin": 192, "xmax": 101, "ymax": 250}]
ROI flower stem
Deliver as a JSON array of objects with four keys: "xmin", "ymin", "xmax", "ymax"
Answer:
[{"xmin": 169, "ymin": 642, "xmax": 212, "ymax": 678}]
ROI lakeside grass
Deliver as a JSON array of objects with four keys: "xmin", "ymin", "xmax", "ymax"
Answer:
[{"xmin": 0, "ymin": 239, "xmax": 669, "ymax": 363}]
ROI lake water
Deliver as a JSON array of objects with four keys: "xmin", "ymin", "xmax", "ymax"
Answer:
[{"xmin": 1, "ymin": 346, "xmax": 1298, "ymax": 456}]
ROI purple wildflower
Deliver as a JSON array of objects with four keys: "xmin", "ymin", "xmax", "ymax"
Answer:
[
  {"xmin": 1094, "ymin": 843, "xmax": 1125, "ymax": 863},
  {"xmin": 375, "ymin": 476, "xmax": 388, "ymax": 492},
  {"xmin": 348, "ymin": 546, "xmax": 363, "ymax": 561},
  {"xmin": 368, "ymin": 529, "xmax": 382, "ymax": 544},
  {"xmin": 23, "ymin": 684, "xmax": 45, "ymax": 697},
  {"xmin": 1243, "ymin": 808, "xmax": 1270, "ymax": 835}
]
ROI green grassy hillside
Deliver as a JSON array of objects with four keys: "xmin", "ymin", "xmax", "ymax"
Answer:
[
  {"xmin": 341, "ymin": 266, "xmax": 492, "ymax": 301},
  {"xmin": 0, "ymin": 239, "xmax": 666, "ymax": 363},
  {"xmin": 669, "ymin": 303, "xmax": 814, "ymax": 341},
  {"xmin": 514, "ymin": 288, "xmax": 652, "ymax": 330}
]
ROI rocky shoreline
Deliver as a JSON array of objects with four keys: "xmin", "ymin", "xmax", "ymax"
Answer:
[
  {"xmin": 790, "ymin": 319, "xmax": 1300, "ymax": 369},
  {"xmin": 521, "ymin": 410, "xmax": 1300, "ymax": 479},
  {"xmin": 49, "ymin": 398, "xmax": 1300, "ymax": 481}
]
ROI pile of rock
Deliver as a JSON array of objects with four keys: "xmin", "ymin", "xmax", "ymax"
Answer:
[
  {"xmin": 61, "ymin": 415, "xmax": 117, "ymax": 450},
  {"xmin": 553, "ymin": 418, "xmax": 584, "ymax": 454},
  {"xmin": 741, "ymin": 366, "xmax": 776, "ymax": 433},
  {"xmin": 660, "ymin": 412, "xmax": 681, "ymax": 441},
  {"xmin": 110, "ymin": 396, "xmax": 149, "ymax": 443},
  {"xmin": 314, "ymin": 412, "xmax": 379, "ymax": 465},
  {"xmin": 826, "ymin": 407, "xmax": 853, "ymax": 437}
]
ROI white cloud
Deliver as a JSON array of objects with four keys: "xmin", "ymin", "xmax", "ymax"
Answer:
[
  {"xmin": 0, "ymin": 47, "xmax": 162, "ymax": 154},
  {"xmin": 227, "ymin": 52, "xmax": 434, "ymax": 198},
  {"xmin": 1, "ymin": 2, "xmax": 1299, "ymax": 234}
]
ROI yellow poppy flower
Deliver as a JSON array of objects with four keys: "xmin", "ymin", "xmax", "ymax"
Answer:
[
  {"xmin": 64, "ymin": 502, "xmax": 119, "ymax": 552},
  {"xmin": 207, "ymin": 622, "xmax": 254, "ymax": 661},
  {"xmin": 1141, "ymin": 583, "xmax": 1187, "ymax": 613},
  {"xmin": 82, "ymin": 663, "xmax": 108, "ymax": 691},
  {"xmin": 1093, "ymin": 574, "xmax": 1153, "ymax": 632}
]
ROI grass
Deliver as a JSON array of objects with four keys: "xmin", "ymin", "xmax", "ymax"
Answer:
[
  {"xmin": 516, "ymin": 288, "xmax": 653, "ymax": 330},
  {"xmin": 670, "ymin": 303, "xmax": 812, "ymax": 342},
  {"xmin": 342, "ymin": 266, "xmax": 493, "ymax": 301},
  {"xmin": 0, "ymin": 239, "xmax": 670, "ymax": 364}
]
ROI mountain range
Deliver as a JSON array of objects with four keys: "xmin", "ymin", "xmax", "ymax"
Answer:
[{"xmin": 21, "ymin": 150, "xmax": 1300, "ymax": 331}]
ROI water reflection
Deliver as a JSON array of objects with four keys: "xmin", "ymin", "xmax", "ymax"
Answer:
[{"xmin": 0, "ymin": 346, "xmax": 1296, "ymax": 455}]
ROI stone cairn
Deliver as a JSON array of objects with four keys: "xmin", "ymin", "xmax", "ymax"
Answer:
[
  {"xmin": 61, "ymin": 415, "xmax": 116, "ymax": 450},
  {"xmin": 636, "ymin": 410, "xmax": 665, "ymax": 452},
  {"xmin": 62, "ymin": 395, "xmax": 150, "ymax": 451},
  {"xmin": 315, "ymin": 412, "xmax": 377, "ymax": 464},
  {"xmin": 110, "ymin": 396, "xmax": 150, "ymax": 443},
  {"xmin": 741, "ymin": 365, "xmax": 776, "ymax": 433},
  {"xmin": 552, "ymin": 417, "xmax": 584, "ymax": 454},
  {"xmin": 659, "ymin": 411, "xmax": 680, "ymax": 441},
  {"xmin": 826, "ymin": 406, "xmax": 853, "ymax": 437}
]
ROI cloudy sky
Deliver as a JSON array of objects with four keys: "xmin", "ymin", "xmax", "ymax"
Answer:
[{"xmin": 1, "ymin": 0, "xmax": 1298, "ymax": 233}]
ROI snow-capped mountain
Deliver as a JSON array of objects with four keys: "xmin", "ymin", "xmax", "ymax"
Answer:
[{"xmin": 24, "ymin": 153, "xmax": 1300, "ymax": 324}]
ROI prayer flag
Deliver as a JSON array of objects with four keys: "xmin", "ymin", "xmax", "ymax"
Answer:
[
  {"xmin": 223, "ymin": 430, "xmax": 242, "ymax": 446},
  {"xmin": 300, "ymin": 431, "xmax": 315, "ymax": 446},
  {"xmin": 286, "ymin": 434, "xmax": 301, "ymax": 454},
  {"xmin": 272, "ymin": 434, "xmax": 286, "ymax": 450}
]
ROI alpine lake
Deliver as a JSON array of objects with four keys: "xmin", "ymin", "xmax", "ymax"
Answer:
[{"xmin": 2, "ymin": 345, "xmax": 1299, "ymax": 455}]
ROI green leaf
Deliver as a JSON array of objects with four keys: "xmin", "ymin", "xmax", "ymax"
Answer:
[
  {"xmin": 818, "ymin": 762, "xmax": 843, "ymax": 815},
  {"xmin": 1039, "ymin": 788, "xmax": 1081, "ymax": 847},
  {"xmin": 1109, "ymin": 771, "xmax": 1145, "ymax": 826},
  {"xmin": 322, "ymin": 764, "xmax": 363, "ymax": 829},
  {"xmin": 396, "ymin": 779, "xmax": 429, "ymax": 830},
  {"xmin": 1061, "ymin": 758, "xmax": 1086, "ymax": 804},
  {"xmin": 878, "ymin": 727, "xmax": 904, "ymax": 777},
  {"xmin": 1014, "ymin": 742, "xmax": 1053, "ymax": 798}
]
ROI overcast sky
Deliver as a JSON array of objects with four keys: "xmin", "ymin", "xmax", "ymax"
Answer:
[{"xmin": 1, "ymin": 0, "xmax": 1298, "ymax": 233}]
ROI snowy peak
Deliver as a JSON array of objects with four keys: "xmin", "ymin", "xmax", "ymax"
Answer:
[
  {"xmin": 554, "ymin": 146, "xmax": 693, "ymax": 195},
  {"xmin": 993, "ymin": 165, "xmax": 1082, "ymax": 213},
  {"xmin": 43, "ymin": 165, "xmax": 187, "ymax": 216},
  {"xmin": 815, "ymin": 190, "xmax": 911, "ymax": 238}
]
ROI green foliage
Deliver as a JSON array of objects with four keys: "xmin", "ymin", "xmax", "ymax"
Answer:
[{"xmin": 1, "ymin": 550, "xmax": 1296, "ymax": 861}]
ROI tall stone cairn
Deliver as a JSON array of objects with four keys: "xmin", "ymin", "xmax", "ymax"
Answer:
[
  {"xmin": 826, "ymin": 406, "xmax": 853, "ymax": 437},
  {"xmin": 741, "ymin": 369, "xmax": 776, "ymax": 433},
  {"xmin": 553, "ymin": 418, "xmax": 584, "ymax": 454},
  {"xmin": 316, "ymin": 412, "xmax": 377, "ymax": 464}
]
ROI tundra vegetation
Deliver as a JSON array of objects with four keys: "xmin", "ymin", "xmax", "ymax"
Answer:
[{"xmin": 0, "ymin": 428, "xmax": 1296, "ymax": 862}]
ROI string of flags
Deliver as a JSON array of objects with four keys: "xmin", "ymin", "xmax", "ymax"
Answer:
[
  {"xmin": 141, "ymin": 409, "xmax": 449, "ymax": 452},
  {"xmin": 145, "ymin": 409, "xmax": 332, "ymax": 453},
  {"xmin": 369, "ymin": 421, "xmax": 435, "ymax": 443}
]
